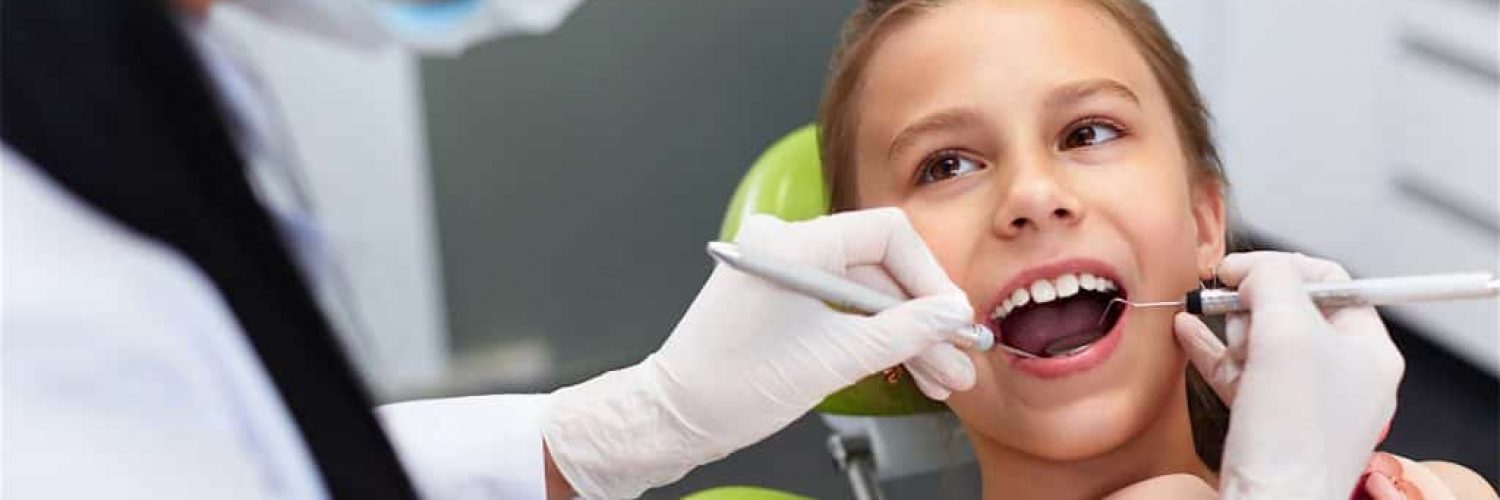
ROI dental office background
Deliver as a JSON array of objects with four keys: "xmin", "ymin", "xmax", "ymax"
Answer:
[{"xmin": 219, "ymin": 0, "xmax": 1497, "ymax": 495}]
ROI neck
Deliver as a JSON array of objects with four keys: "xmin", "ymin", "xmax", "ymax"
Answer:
[{"xmin": 972, "ymin": 376, "xmax": 1215, "ymax": 500}]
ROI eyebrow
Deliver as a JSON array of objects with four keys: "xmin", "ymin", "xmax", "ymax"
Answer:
[
  {"xmin": 1045, "ymin": 78, "xmax": 1140, "ymax": 112},
  {"xmin": 884, "ymin": 79, "xmax": 1139, "ymax": 161},
  {"xmin": 886, "ymin": 108, "xmax": 987, "ymax": 161}
]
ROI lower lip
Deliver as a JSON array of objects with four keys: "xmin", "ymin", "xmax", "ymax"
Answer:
[{"xmin": 998, "ymin": 308, "xmax": 1129, "ymax": 379}]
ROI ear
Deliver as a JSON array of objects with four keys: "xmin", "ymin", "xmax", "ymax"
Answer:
[{"xmin": 1190, "ymin": 180, "xmax": 1227, "ymax": 280}]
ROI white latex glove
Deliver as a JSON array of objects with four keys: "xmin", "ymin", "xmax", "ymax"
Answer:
[
  {"xmin": 542, "ymin": 208, "xmax": 977, "ymax": 499},
  {"xmin": 1172, "ymin": 252, "xmax": 1404, "ymax": 499}
]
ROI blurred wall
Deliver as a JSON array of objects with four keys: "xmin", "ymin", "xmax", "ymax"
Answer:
[
  {"xmin": 422, "ymin": 0, "xmax": 857, "ymax": 386},
  {"xmin": 1176, "ymin": 0, "xmax": 1499, "ymax": 374},
  {"xmin": 212, "ymin": 6, "xmax": 448, "ymax": 398}
]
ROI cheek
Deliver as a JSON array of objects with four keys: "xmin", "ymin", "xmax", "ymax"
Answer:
[
  {"xmin": 900, "ymin": 198, "xmax": 995, "ymax": 290},
  {"xmin": 1128, "ymin": 204, "xmax": 1199, "ymax": 268},
  {"xmin": 908, "ymin": 217, "xmax": 972, "ymax": 280},
  {"xmin": 1091, "ymin": 166, "xmax": 1202, "ymax": 274},
  {"xmin": 900, "ymin": 208, "xmax": 1008, "ymax": 316}
]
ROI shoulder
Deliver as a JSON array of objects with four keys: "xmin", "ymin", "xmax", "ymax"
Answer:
[
  {"xmin": 1418, "ymin": 459, "xmax": 1497, "ymax": 499},
  {"xmin": 1103, "ymin": 473, "xmax": 1215, "ymax": 499},
  {"xmin": 1380, "ymin": 453, "xmax": 1497, "ymax": 500},
  {"xmin": 4, "ymin": 144, "xmax": 247, "ymax": 397},
  {"xmin": 4, "ymin": 146, "xmax": 232, "ymax": 332}
]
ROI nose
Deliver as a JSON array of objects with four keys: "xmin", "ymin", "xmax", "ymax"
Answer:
[{"xmin": 992, "ymin": 165, "xmax": 1085, "ymax": 239}]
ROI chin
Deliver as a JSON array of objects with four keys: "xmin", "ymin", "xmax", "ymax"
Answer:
[
  {"xmin": 1014, "ymin": 389, "xmax": 1161, "ymax": 461},
  {"xmin": 952, "ymin": 310, "xmax": 1189, "ymax": 462}
]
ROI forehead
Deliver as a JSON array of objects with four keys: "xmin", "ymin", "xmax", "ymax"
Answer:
[{"xmin": 855, "ymin": 0, "xmax": 1164, "ymax": 145}]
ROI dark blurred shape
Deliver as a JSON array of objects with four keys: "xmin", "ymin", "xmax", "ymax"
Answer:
[{"xmin": 0, "ymin": 0, "xmax": 414, "ymax": 495}]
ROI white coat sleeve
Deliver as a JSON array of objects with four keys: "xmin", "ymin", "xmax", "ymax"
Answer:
[
  {"xmin": 2, "ymin": 146, "xmax": 329, "ymax": 499},
  {"xmin": 378, "ymin": 394, "xmax": 552, "ymax": 500}
]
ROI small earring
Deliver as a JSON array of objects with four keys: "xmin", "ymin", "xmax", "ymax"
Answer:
[{"xmin": 1201, "ymin": 260, "xmax": 1225, "ymax": 289}]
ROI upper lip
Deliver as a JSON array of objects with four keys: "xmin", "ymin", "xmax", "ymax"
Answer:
[{"xmin": 980, "ymin": 257, "xmax": 1128, "ymax": 324}]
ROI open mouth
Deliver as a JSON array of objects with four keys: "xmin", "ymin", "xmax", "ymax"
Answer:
[{"xmin": 987, "ymin": 271, "xmax": 1127, "ymax": 359}]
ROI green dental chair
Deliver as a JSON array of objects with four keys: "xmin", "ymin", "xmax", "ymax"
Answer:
[{"xmin": 703, "ymin": 125, "xmax": 976, "ymax": 500}]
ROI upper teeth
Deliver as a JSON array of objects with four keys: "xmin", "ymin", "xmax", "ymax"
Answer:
[{"xmin": 990, "ymin": 273, "xmax": 1116, "ymax": 320}]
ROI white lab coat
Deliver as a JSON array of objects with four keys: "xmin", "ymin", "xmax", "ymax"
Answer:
[{"xmin": 0, "ymin": 9, "xmax": 559, "ymax": 500}]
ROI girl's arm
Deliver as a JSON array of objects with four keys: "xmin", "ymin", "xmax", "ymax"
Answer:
[{"xmin": 1421, "ymin": 461, "xmax": 1498, "ymax": 499}]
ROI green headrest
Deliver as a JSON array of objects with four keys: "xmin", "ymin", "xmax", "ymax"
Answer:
[
  {"xmin": 720, "ymin": 124, "xmax": 945, "ymax": 416},
  {"xmin": 683, "ymin": 486, "xmax": 811, "ymax": 500}
]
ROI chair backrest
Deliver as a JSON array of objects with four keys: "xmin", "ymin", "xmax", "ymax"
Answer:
[
  {"xmin": 721, "ymin": 124, "xmax": 947, "ymax": 417},
  {"xmin": 721, "ymin": 125, "xmax": 976, "ymax": 480}
]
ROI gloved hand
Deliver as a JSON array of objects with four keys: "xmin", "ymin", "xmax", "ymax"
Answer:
[
  {"xmin": 542, "ymin": 208, "xmax": 978, "ymax": 499},
  {"xmin": 1172, "ymin": 252, "xmax": 1404, "ymax": 499}
]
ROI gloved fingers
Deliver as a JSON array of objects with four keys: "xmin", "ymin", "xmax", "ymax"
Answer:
[
  {"xmin": 733, "ymin": 213, "xmax": 810, "ymax": 261},
  {"xmin": 1217, "ymin": 251, "xmax": 1350, "ymax": 287},
  {"xmin": 811, "ymin": 207, "xmax": 963, "ymax": 297},
  {"xmin": 906, "ymin": 342, "xmax": 977, "ymax": 394},
  {"xmin": 908, "ymin": 366, "xmax": 952, "ymax": 401},
  {"xmin": 1213, "ymin": 251, "xmax": 1270, "ymax": 287},
  {"xmin": 1223, "ymin": 313, "xmax": 1250, "ymax": 362},
  {"xmin": 1174, "ymin": 312, "xmax": 1225, "ymax": 364},
  {"xmin": 733, "ymin": 209, "xmax": 962, "ymax": 301},
  {"xmin": 1317, "ymin": 270, "xmax": 1390, "ymax": 340},
  {"xmin": 1227, "ymin": 258, "xmax": 1324, "ymax": 333},
  {"xmin": 1327, "ymin": 304, "xmax": 1392, "ymax": 340},
  {"xmin": 847, "ymin": 264, "xmax": 990, "ymax": 375},
  {"xmin": 849, "ymin": 292, "xmax": 974, "ymax": 363},
  {"xmin": 736, "ymin": 213, "xmax": 865, "ymax": 273},
  {"xmin": 1331, "ymin": 319, "xmax": 1406, "ymax": 396},
  {"xmin": 1222, "ymin": 252, "xmax": 1392, "ymax": 340},
  {"xmin": 1217, "ymin": 251, "xmax": 1350, "ymax": 326},
  {"xmin": 1174, "ymin": 312, "xmax": 1240, "ymax": 404},
  {"xmin": 1283, "ymin": 251, "xmax": 1352, "ymax": 282},
  {"xmin": 846, "ymin": 263, "xmax": 908, "ymax": 300},
  {"xmin": 1276, "ymin": 254, "xmax": 1377, "ymax": 333}
]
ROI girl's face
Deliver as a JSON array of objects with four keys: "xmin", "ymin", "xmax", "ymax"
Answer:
[{"xmin": 849, "ymin": 0, "xmax": 1225, "ymax": 461}]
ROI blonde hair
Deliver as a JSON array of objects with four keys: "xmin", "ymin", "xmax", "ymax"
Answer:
[{"xmin": 815, "ymin": 0, "xmax": 1230, "ymax": 468}]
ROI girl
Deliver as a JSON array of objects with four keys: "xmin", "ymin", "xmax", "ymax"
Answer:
[{"xmin": 815, "ymin": 0, "xmax": 1495, "ymax": 497}]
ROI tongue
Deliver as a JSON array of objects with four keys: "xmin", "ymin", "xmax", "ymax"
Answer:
[{"xmin": 999, "ymin": 294, "xmax": 1111, "ymax": 356}]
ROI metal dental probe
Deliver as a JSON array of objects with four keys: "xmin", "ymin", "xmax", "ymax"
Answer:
[
  {"xmin": 1103, "ymin": 272, "xmax": 1500, "ymax": 317},
  {"xmin": 704, "ymin": 242, "xmax": 1010, "ymax": 355}
]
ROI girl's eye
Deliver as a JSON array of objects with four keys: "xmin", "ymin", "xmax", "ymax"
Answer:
[
  {"xmin": 917, "ymin": 150, "xmax": 984, "ymax": 185},
  {"xmin": 1061, "ymin": 120, "xmax": 1124, "ymax": 150}
]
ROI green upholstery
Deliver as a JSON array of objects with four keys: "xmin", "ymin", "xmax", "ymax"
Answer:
[
  {"xmin": 720, "ymin": 124, "xmax": 945, "ymax": 416},
  {"xmin": 682, "ymin": 486, "xmax": 812, "ymax": 500}
]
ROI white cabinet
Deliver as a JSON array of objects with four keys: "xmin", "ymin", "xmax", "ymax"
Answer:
[{"xmin": 1150, "ymin": 0, "xmax": 1500, "ymax": 374}]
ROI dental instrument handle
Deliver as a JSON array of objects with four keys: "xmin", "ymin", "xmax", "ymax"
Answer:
[
  {"xmin": 705, "ymin": 242, "xmax": 995, "ymax": 352},
  {"xmin": 1187, "ymin": 272, "xmax": 1499, "ymax": 316}
]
